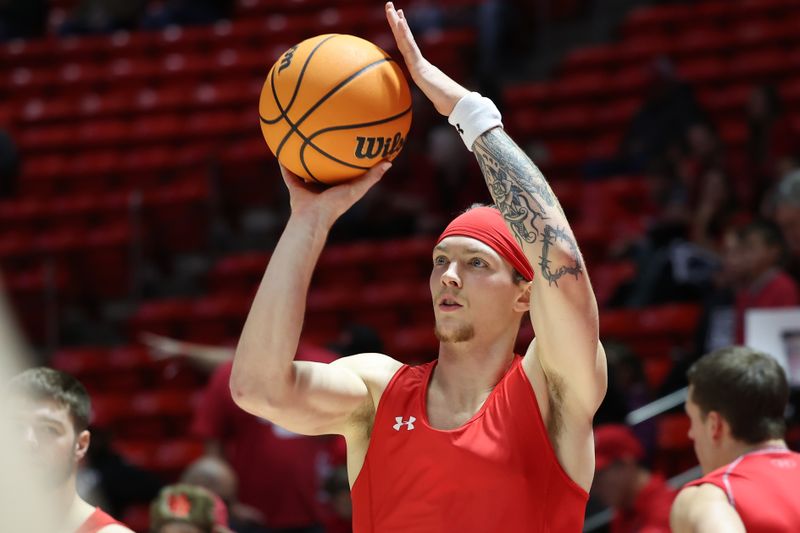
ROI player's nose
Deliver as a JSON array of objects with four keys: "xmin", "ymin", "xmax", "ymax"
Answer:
[{"xmin": 440, "ymin": 262, "xmax": 462, "ymax": 288}]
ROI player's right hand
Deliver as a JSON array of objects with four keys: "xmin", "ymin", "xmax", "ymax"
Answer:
[
  {"xmin": 280, "ymin": 161, "xmax": 391, "ymax": 223},
  {"xmin": 385, "ymin": 2, "xmax": 468, "ymax": 116}
]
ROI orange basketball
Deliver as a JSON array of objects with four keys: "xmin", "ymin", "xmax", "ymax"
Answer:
[{"xmin": 259, "ymin": 34, "xmax": 412, "ymax": 185}]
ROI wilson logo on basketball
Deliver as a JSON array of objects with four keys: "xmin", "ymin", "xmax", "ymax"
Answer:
[
  {"xmin": 278, "ymin": 45, "xmax": 299, "ymax": 74},
  {"xmin": 354, "ymin": 133, "xmax": 405, "ymax": 160}
]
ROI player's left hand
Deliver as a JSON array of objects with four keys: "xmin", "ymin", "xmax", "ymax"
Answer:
[{"xmin": 385, "ymin": 2, "xmax": 469, "ymax": 116}]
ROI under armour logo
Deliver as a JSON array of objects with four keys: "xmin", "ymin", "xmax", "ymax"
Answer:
[
  {"xmin": 455, "ymin": 123, "xmax": 464, "ymax": 134},
  {"xmin": 393, "ymin": 416, "xmax": 416, "ymax": 431}
]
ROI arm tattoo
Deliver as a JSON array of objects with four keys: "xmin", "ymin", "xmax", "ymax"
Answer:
[{"xmin": 473, "ymin": 128, "xmax": 582, "ymax": 285}]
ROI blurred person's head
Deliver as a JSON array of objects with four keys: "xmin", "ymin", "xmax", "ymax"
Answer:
[
  {"xmin": 180, "ymin": 457, "xmax": 237, "ymax": 507},
  {"xmin": 324, "ymin": 465, "xmax": 352, "ymax": 519},
  {"xmin": 774, "ymin": 169, "xmax": 800, "ymax": 258},
  {"xmin": 7, "ymin": 367, "xmax": 91, "ymax": 490},
  {"xmin": 686, "ymin": 346, "xmax": 789, "ymax": 474},
  {"xmin": 747, "ymin": 84, "xmax": 782, "ymax": 122},
  {"xmin": 739, "ymin": 219, "xmax": 788, "ymax": 283},
  {"xmin": 697, "ymin": 168, "xmax": 733, "ymax": 213},
  {"xmin": 603, "ymin": 342, "xmax": 646, "ymax": 392},
  {"xmin": 427, "ymin": 125, "xmax": 465, "ymax": 173},
  {"xmin": 685, "ymin": 122, "xmax": 718, "ymax": 160},
  {"xmin": 719, "ymin": 225, "xmax": 748, "ymax": 287},
  {"xmin": 150, "ymin": 484, "xmax": 229, "ymax": 533},
  {"xmin": 592, "ymin": 424, "xmax": 646, "ymax": 509},
  {"xmin": 329, "ymin": 323, "xmax": 384, "ymax": 357}
]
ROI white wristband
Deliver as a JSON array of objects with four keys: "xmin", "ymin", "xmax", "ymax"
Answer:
[{"xmin": 447, "ymin": 92, "xmax": 503, "ymax": 151}]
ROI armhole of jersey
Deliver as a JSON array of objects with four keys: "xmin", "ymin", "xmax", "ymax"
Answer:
[
  {"xmin": 514, "ymin": 360, "xmax": 589, "ymax": 499},
  {"xmin": 350, "ymin": 363, "xmax": 409, "ymax": 493}
]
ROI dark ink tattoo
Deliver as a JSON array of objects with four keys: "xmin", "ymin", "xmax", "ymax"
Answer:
[
  {"xmin": 473, "ymin": 128, "xmax": 581, "ymax": 284},
  {"xmin": 540, "ymin": 225, "xmax": 583, "ymax": 286}
]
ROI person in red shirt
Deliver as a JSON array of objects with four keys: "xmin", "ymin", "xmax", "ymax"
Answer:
[
  {"xmin": 734, "ymin": 219, "xmax": 799, "ymax": 342},
  {"xmin": 192, "ymin": 341, "xmax": 338, "ymax": 533},
  {"xmin": 7, "ymin": 367, "xmax": 133, "ymax": 533},
  {"xmin": 229, "ymin": 3, "xmax": 606, "ymax": 532},
  {"xmin": 670, "ymin": 346, "xmax": 800, "ymax": 532},
  {"xmin": 592, "ymin": 424, "xmax": 675, "ymax": 533}
]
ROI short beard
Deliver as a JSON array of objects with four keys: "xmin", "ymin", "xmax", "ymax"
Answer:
[{"xmin": 435, "ymin": 323, "xmax": 475, "ymax": 343}]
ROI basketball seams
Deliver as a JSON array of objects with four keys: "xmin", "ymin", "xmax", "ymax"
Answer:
[
  {"xmin": 260, "ymin": 34, "xmax": 339, "ymax": 125},
  {"xmin": 259, "ymin": 35, "xmax": 411, "ymax": 183},
  {"xmin": 298, "ymin": 106, "xmax": 412, "ymax": 181},
  {"xmin": 273, "ymin": 57, "xmax": 395, "ymax": 163}
]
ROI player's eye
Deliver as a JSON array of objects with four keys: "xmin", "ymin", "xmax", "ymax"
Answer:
[
  {"xmin": 470, "ymin": 258, "xmax": 487, "ymax": 268},
  {"xmin": 433, "ymin": 255, "xmax": 447, "ymax": 266}
]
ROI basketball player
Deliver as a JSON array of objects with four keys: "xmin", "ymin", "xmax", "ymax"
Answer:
[
  {"xmin": 670, "ymin": 346, "xmax": 800, "ymax": 532},
  {"xmin": 229, "ymin": 2, "xmax": 607, "ymax": 531},
  {"xmin": 7, "ymin": 367, "xmax": 133, "ymax": 533}
]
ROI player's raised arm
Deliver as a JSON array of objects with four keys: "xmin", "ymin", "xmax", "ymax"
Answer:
[
  {"xmin": 386, "ymin": 2, "xmax": 605, "ymax": 417},
  {"xmin": 229, "ymin": 163, "xmax": 396, "ymax": 436}
]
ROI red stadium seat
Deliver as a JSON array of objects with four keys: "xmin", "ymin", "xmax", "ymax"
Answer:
[
  {"xmin": 503, "ymin": 82, "xmax": 552, "ymax": 109},
  {"xmin": 560, "ymin": 45, "xmax": 618, "ymax": 74},
  {"xmin": 314, "ymin": 242, "xmax": 374, "ymax": 288},
  {"xmin": 183, "ymin": 294, "xmax": 251, "ymax": 343},
  {"xmin": 671, "ymin": 28, "xmax": 732, "ymax": 58},
  {"xmin": 141, "ymin": 181, "xmax": 211, "ymax": 254},
  {"xmin": 728, "ymin": 49, "xmax": 788, "ymax": 80},
  {"xmin": 371, "ymin": 237, "xmax": 435, "ymax": 283},
  {"xmin": 387, "ymin": 325, "xmax": 437, "ymax": 364},
  {"xmin": 208, "ymin": 252, "xmax": 270, "ymax": 294},
  {"xmin": 129, "ymin": 298, "xmax": 195, "ymax": 338},
  {"xmin": 79, "ymin": 222, "xmax": 135, "ymax": 300},
  {"xmin": 677, "ymin": 57, "xmax": 727, "ymax": 85}
]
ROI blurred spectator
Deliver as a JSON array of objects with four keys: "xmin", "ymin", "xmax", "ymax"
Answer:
[
  {"xmin": 142, "ymin": 0, "xmax": 233, "ymax": 29},
  {"xmin": 150, "ymin": 484, "xmax": 232, "ymax": 533},
  {"xmin": 676, "ymin": 122, "xmax": 723, "ymax": 196},
  {"xmin": 322, "ymin": 465, "xmax": 352, "ymax": 533},
  {"xmin": 618, "ymin": 58, "xmax": 706, "ymax": 172},
  {"xmin": 60, "ymin": 0, "xmax": 146, "ymax": 36},
  {"xmin": 78, "ymin": 428, "xmax": 162, "ymax": 519},
  {"xmin": 404, "ymin": 0, "xmax": 444, "ymax": 35},
  {"xmin": 774, "ymin": 169, "xmax": 800, "ymax": 280},
  {"xmin": 181, "ymin": 457, "xmax": 267, "ymax": 533},
  {"xmin": 140, "ymin": 332, "xmax": 234, "ymax": 374},
  {"xmin": 7, "ymin": 367, "xmax": 134, "ymax": 532},
  {"xmin": 739, "ymin": 85, "xmax": 799, "ymax": 206},
  {"xmin": 659, "ymin": 223, "xmax": 749, "ymax": 394},
  {"xmin": 688, "ymin": 167, "xmax": 736, "ymax": 251},
  {"xmin": 594, "ymin": 342, "xmax": 657, "ymax": 459},
  {"xmin": 592, "ymin": 425, "xmax": 675, "ymax": 533},
  {"xmin": 0, "ymin": 0, "xmax": 46, "ymax": 41},
  {"xmin": 328, "ymin": 323, "xmax": 385, "ymax": 357},
  {"xmin": 0, "ymin": 130, "xmax": 19, "ymax": 199},
  {"xmin": 734, "ymin": 219, "xmax": 799, "ymax": 343},
  {"xmin": 191, "ymin": 342, "xmax": 339, "ymax": 533}
]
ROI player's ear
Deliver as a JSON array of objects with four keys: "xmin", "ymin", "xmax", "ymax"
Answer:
[
  {"xmin": 512, "ymin": 281, "xmax": 531, "ymax": 313},
  {"xmin": 74, "ymin": 430, "xmax": 90, "ymax": 462},
  {"xmin": 707, "ymin": 411, "xmax": 725, "ymax": 442}
]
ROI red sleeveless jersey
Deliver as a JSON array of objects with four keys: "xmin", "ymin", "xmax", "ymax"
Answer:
[
  {"xmin": 685, "ymin": 447, "xmax": 800, "ymax": 532},
  {"xmin": 351, "ymin": 355, "xmax": 588, "ymax": 532},
  {"xmin": 75, "ymin": 508, "xmax": 125, "ymax": 533}
]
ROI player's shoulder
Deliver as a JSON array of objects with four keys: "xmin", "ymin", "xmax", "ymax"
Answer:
[
  {"xmin": 332, "ymin": 352, "xmax": 404, "ymax": 384},
  {"xmin": 672, "ymin": 483, "xmax": 729, "ymax": 516},
  {"xmin": 97, "ymin": 524, "xmax": 135, "ymax": 533}
]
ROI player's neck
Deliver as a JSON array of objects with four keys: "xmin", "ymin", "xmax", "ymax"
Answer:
[
  {"xmin": 736, "ymin": 438, "xmax": 788, "ymax": 457},
  {"xmin": 434, "ymin": 336, "xmax": 516, "ymax": 403},
  {"xmin": 55, "ymin": 476, "xmax": 94, "ymax": 533},
  {"xmin": 719, "ymin": 438, "xmax": 788, "ymax": 469}
]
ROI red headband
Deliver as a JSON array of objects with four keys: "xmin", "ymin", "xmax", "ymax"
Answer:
[{"xmin": 437, "ymin": 207, "xmax": 534, "ymax": 281}]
